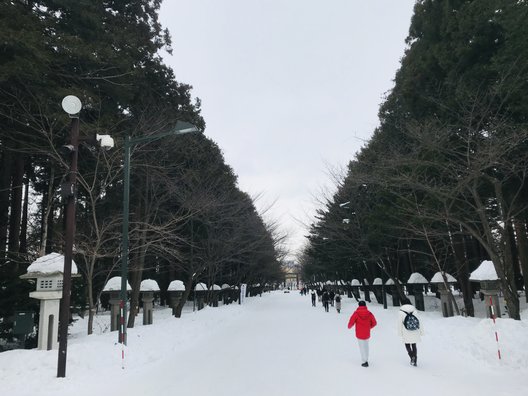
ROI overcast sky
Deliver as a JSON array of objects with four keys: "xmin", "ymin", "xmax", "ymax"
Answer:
[{"xmin": 159, "ymin": 1, "xmax": 416, "ymax": 260}]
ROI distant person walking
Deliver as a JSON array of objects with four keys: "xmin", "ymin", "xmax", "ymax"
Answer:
[
  {"xmin": 398, "ymin": 297, "xmax": 424, "ymax": 366},
  {"xmin": 335, "ymin": 294, "xmax": 342, "ymax": 313},
  {"xmin": 322, "ymin": 290, "xmax": 330, "ymax": 312},
  {"xmin": 329, "ymin": 290, "xmax": 335, "ymax": 307},
  {"xmin": 311, "ymin": 290, "xmax": 316, "ymax": 307},
  {"xmin": 347, "ymin": 301, "xmax": 377, "ymax": 367}
]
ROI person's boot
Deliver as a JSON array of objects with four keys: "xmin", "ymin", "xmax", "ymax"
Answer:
[{"xmin": 361, "ymin": 362, "xmax": 369, "ymax": 367}]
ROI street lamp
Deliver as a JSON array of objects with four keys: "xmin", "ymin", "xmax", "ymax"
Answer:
[
  {"xmin": 119, "ymin": 120, "xmax": 199, "ymax": 345},
  {"xmin": 57, "ymin": 96, "xmax": 114, "ymax": 378},
  {"xmin": 57, "ymin": 95, "xmax": 81, "ymax": 378}
]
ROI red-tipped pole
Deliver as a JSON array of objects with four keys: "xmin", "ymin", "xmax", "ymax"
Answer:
[
  {"xmin": 489, "ymin": 296, "xmax": 501, "ymax": 360},
  {"xmin": 120, "ymin": 300, "xmax": 125, "ymax": 369}
]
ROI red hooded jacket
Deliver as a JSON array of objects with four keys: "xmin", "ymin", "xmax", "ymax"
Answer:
[{"xmin": 347, "ymin": 306, "xmax": 377, "ymax": 340}]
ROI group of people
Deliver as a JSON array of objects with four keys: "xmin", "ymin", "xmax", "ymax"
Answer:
[
  {"xmin": 347, "ymin": 297, "xmax": 424, "ymax": 367},
  {"xmin": 310, "ymin": 288, "xmax": 342, "ymax": 313},
  {"xmin": 306, "ymin": 288, "xmax": 424, "ymax": 368}
]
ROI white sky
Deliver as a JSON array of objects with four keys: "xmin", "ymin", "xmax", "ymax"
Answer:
[{"xmin": 159, "ymin": 1, "xmax": 416, "ymax": 259}]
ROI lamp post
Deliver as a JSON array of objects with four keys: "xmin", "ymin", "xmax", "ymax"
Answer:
[
  {"xmin": 56, "ymin": 96, "xmax": 114, "ymax": 377},
  {"xmin": 57, "ymin": 95, "xmax": 81, "ymax": 378},
  {"xmin": 119, "ymin": 121, "xmax": 199, "ymax": 345}
]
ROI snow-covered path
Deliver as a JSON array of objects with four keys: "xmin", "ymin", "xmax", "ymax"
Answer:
[{"xmin": 2, "ymin": 291, "xmax": 528, "ymax": 396}]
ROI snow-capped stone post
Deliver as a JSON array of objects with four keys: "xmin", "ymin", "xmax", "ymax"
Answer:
[
  {"xmin": 385, "ymin": 278, "xmax": 401, "ymax": 307},
  {"xmin": 140, "ymin": 279, "xmax": 159, "ymax": 325},
  {"xmin": 470, "ymin": 260, "xmax": 501, "ymax": 319},
  {"xmin": 20, "ymin": 253, "xmax": 79, "ymax": 350},
  {"xmin": 372, "ymin": 278, "xmax": 383, "ymax": 304},
  {"xmin": 103, "ymin": 277, "xmax": 131, "ymax": 331},
  {"xmin": 167, "ymin": 280, "xmax": 185, "ymax": 316},
  {"xmin": 232, "ymin": 285, "xmax": 240, "ymax": 303},
  {"xmin": 345, "ymin": 281, "xmax": 353, "ymax": 298},
  {"xmin": 351, "ymin": 279, "xmax": 361, "ymax": 300},
  {"xmin": 430, "ymin": 272, "xmax": 457, "ymax": 317},
  {"xmin": 325, "ymin": 280, "xmax": 333, "ymax": 293},
  {"xmin": 221, "ymin": 284, "xmax": 231, "ymax": 305},
  {"xmin": 407, "ymin": 273, "xmax": 428, "ymax": 311},
  {"xmin": 194, "ymin": 282, "xmax": 207, "ymax": 310},
  {"xmin": 211, "ymin": 284, "xmax": 221, "ymax": 307},
  {"xmin": 362, "ymin": 279, "xmax": 371, "ymax": 303}
]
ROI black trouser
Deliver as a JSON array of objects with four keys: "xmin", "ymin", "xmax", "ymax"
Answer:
[
  {"xmin": 405, "ymin": 343, "xmax": 417, "ymax": 359},
  {"xmin": 311, "ymin": 297, "xmax": 316, "ymax": 306},
  {"xmin": 323, "ymin": 301, "xmax": 329, "ymax": 312}
]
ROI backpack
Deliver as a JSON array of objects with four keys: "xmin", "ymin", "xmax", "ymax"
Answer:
[{"xmin": 401, "ymin": 310, "xmax": 420, "ymax": 331}]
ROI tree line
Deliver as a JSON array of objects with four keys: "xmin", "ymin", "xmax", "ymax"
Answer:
[
  {"xmin": 301, "ymin": 0, "xmax": 528, "ymax": 320},
  {"xmin": 0, "ymin": 0, "xmax": 284, "ymax": 340}
]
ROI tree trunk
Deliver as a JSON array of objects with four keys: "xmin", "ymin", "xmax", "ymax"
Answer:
[
  {"xmin": 452, "ymin": 232, "xmax": 475, "ymax": 316},
  {"xmin": 513, "ymin": 218, "xmax": 528, "ymax": 302},
  {"xmin": 127, "ymin": 228, "xmax": 147, "ymax": 328},
  {"xmin": 8, "ymin": 153, "xmax": 24, "ymax": 273},
  {"xmin": 40, "ymin": 165, "xmax": 56, "ymax": 256},
  {"xmin": 19, "ymin": 174, "xmax": 30, "ymax": 254},
  {"xmin": 494, "ymin": 182, "xmax": 520, "ymax": 319},
  {"xmin": 0, "ymin": 150, "xmax": 13, "ymax": 261},
  {"xmin": 174, "ymin": 275, "xmax": 194, "ymax": 318}
]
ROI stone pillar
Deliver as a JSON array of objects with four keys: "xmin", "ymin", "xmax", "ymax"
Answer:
[
  {"xmin": 481, "ymin": 280, "xmax": 501, "ymax": 318},
  {"xmin": 363, "ymin": 285, "xmax": 371, "ymax": 303},
  {"xmin": 35, "ymin": 296, "xmax": 60, "ymax": 350},
  {"xmin": 196, "ymin": 291, "xmax": 205, "ymax": 310},
  {"xmin": 210, "ymin": 291, "xmax": 218, "ymax": 307},
  {"xmin": 142, "ymin": 291, "xmax": 154, "ymax": 325},
  {"xmin": 390, "ymin": 286, "xmax": 400, "ymax": 306},
  {"xmin": 169, "ymin": 291, "xmax": 182, "ymax": 316},
  {"xmin": 437, "ymin": 284, "xmax": 454, "ymax": 317},
  {"xmin": 412, "ymin": 285, "xmax": 425, "ymax": 311},
  {"xmin": 222, "ymin": 290, "xmax": 230, "ymax": 305},
  {"xmin": 372, "ymin": 286, "xmax": 382, "ymax": 304},
  {"xmin": 108, "ymin": 291, "xmax": 121, "ymax": 331}
]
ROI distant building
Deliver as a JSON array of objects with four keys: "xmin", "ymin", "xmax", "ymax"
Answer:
[{"xmin": 283, "ymin": 261, "xmax": 302, "ymax": 289}]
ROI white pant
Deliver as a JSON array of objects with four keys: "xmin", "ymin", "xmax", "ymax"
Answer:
[{"xmin": 357, "ymin": 339, "xmax": 369, "ymax": 363}]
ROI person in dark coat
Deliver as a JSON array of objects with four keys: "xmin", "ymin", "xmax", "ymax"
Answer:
[
  {"xmin": 322, "ymin": 290, "xmax": 330, "ymax": 312},
  {"xmin": 316, "ymin": 289, "xmax": 322, "ymax": 302},
  {"xmin": 311, "ymin": 289, "xmax": 316, "ymax": 307},
  {"xmin": 347, "ymin": 301, "xmax": 377, "ymax": 367},
  {"xmin": 329, "ymin": 290, "xmax": 335, "ymax": 306}
]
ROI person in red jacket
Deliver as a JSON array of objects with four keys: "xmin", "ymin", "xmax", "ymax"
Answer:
[{"xmin": 347, "ymin": 300, "xmax": 377, "ymax": 367}]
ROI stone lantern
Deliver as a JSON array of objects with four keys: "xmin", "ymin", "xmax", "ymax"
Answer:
[
  {"xmin": 385, "ymin": 278, "xmax": 401, "ymax": 306},
  {"xmin": 221, "ymin": 284, "xmax": 231, "ymax": 305},
  {"xmin": 335, "ymin": 280, "xmax": 343, "ymax": 295},
  {"xmin": 372, "ymin": 278, "xmax": 383, "ymax": 304},
  {"xmin": 407, "ymin": 272, "xmax": 428, "ymax": 311},
  {"xmin": 140, "ymin": 279, "xmax": 159, "ymax": 325},
  {"xmin": 102, "ymin": 276, "xmax": 131, "ymax": 332},
  {"xmin": 210, "ymin": 284, "xmax": 221, "ymax": 307},
  {"xmin": 362, "ymin": 279, "xmax": 371, "ymax": 303},
  {"xmin": 351, "ymin": 279, "xmax": 361, "ymax": 300},
  {"xmin": 20, "ymin": 252, "xmax": 79, "ymax": 351},
  {"xmin": 470, "ymin": 260, "xmax": 501, "ymax": 318},
  {"xmin": 167, "ymin": 280, "xmax": 185, "ymax": 316},
  {"xmin": 194, "ymin": 282, "xmax": 207, "ymax": 310},
  {"xmin": 430, "ymin": 271, "xmax": 457, "ymax": 317},
  {"xmin": 233, "ymin": 285, "xmax": 240, "ymax": 303}
]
